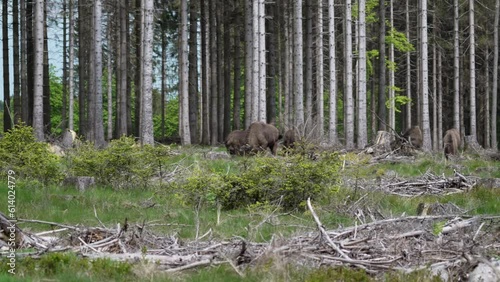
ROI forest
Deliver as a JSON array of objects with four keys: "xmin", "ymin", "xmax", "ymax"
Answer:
[
  {"xmin": 2, "ymin": 1, "xmax": 500, "ymax": 280},
  {"xmin": 0, "ymin": 0, "xmax": 498, "ymax": 150}
]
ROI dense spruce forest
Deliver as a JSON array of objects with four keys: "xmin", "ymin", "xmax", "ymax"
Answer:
[{"xmin": 1, "ymin": 0, "xmax": 499, "ymax": 151}]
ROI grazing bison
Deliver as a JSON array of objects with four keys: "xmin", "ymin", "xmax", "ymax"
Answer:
[
  {"xmin": 443, "ymin": 128, "xmax": 460, "ymax": 159},
  {"xmin": 402, "ymin": 126, "xmax": 423, "ymax": 149},
  {"xmin": 225, "ymin": 130, "xmax": 248, "ymax": 156},
  {"xmin": 283, "ymin": 128, "xmax": 298, "ymax": 149},
  {"xmin": 246, "ymin": 122, "xmax": 281, "ymax": 155}
]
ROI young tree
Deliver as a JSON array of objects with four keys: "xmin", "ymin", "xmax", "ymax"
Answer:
[
  {"xmin": 140, "ymin": 0, "xmax": 155, "ymax": 145},
  {"xmin": 33, "ymin": 0, "xmax": 44, "ymax": 140}
]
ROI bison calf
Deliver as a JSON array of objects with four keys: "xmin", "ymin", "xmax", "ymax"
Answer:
[
  {"xmin": 443, "ymin": 128, "xmax": 460, "ymax": 159},
  {"xmin": 246, "ymin": 122, "xmax": 280, "ymax": 155},
  {"xmin": 225, "ymin": 130, "xmax": 248, "ymax": 156}
]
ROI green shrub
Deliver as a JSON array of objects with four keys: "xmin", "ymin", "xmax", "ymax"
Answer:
[
  {"xmin": 66, "ymin": 136, "xmax": 172, "ymax": 189},
  {"xmin": 0, "ymin": 124, "xmax": 63, "ymax": 183},
  {"xmin": 177, "ymin": 153, "xmax": 340, "ymax": 209}
]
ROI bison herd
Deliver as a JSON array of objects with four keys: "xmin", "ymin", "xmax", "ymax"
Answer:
[{"xmin": 225, "ymin": 122, "xmax": 462, "ymax": 159}]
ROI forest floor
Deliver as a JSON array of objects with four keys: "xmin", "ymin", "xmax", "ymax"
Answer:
[{"xmin": 1, "ymin": 146, "xmax": 500, "ymax": 281}]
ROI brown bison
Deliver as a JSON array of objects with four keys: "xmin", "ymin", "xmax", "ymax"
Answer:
[
  {"xmin": 225, "ymin": 130, "xmax": 248, "ymax": 156},
  {"xmin": 443, "ymin": 128, "xmax": 460, "ymax": 159},
  {"xmin": 245, "ymin": 122, "xmax": 281, "ymax": 155},
  {"xmin": 283, "ymin": 128, "xmax": 298, "ymax": 149},
  {"xmin": 402, "ymin": 126, "xmax": 423, "ymax": 149}
]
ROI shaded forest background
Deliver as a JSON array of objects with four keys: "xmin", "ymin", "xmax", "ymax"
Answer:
[{"xmin": 1, "ymin": 0, "xmax": 499, "ymax": 151}]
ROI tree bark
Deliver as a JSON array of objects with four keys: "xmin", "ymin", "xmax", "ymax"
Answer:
[
  {"xmin": 378, "ymin": 0, "xmax": 386, "ymax": 131},
  {"xmin": 468, "ymin": 0, "xmax": 477, "ymax": 142},
  {"xmin": 201, "ymin": 0, "xmax": 210, "ymax": 144},
  {"xmin": 33, "ymin": 0, "xmax": 44, "ymax": 140},
  {"xmin": 420, "ymin": 0, "xmax": 431, "ymax": 150},
  {"xmin": 188, "ymin": 0, "xmax": 199, "ymax": 143},
  {"xmin": 328, "ymin": 0, "xmax": 337, "ymax": 145},
  {"xmin": 140, "ymin": 0, "xmax": 155, "ymax": 145},
  {"xmin": 13, "ymin": 0, "xmax": 21, "ymax": 124},
  {"xmin": 244, "ymin": 0, "xmax": 253, "ymax": 128},
  {"xmin": 3, "ymin": 0, "xmax": 12, "ymax": 131},
  {"xmin": 357, "ymin": 0, "xmax": 367, "ymax": 149},
  {"xmin": 179, "ymin": 0, "xmax": 191, "ymax": 145},
  {"xmin": 453, "ymin": 0, "xmax": 460, "ymax": 131},
  {"xmin": 68, "ymin": 0, "xmax": 74, "ymax": 131},
  {"xmin": 345, "ymin": 0, "xmax": 354, "ymax": 149},
  {"xmin": 492, "ymin": 0, "xmax": 499, "ymax": 150},
  {"xmin": 294, "ymin": 0, "xmax": 304, "ymax": 127},
  {"xmin": 316, "ymin": 0, "xmax": 324, "ymax": 138}
]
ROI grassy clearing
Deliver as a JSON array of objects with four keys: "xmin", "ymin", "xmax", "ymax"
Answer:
[{"xmin": 1, "ymin": 139, "xmax": 499, "ymax": 281}]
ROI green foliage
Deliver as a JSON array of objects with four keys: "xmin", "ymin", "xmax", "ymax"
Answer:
[
  {"xmin": 0, "ymin": 124, "xmax": 63, "ymax": 183},
  {"xmin": 214, "ymin": 153, "xmax": 342, "ymax": 210},
  {"xmin": 387, "ymin": 27, "xmax": 415, "ymax": 53},
  {"xmin": 153, "ymin": 96, "xmax": 179, "ymax": 139},
  {"xmin": 66, "ymin": 136, "xmax": 172, "ymax": 189},
  {"xmin": 386, "ymin": 94, "xmax": 411, "ymax": 113}
]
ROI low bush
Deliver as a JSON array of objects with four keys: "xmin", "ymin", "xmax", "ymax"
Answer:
[
  {"xmin": 66, "ymin": 136, "xmax": 172, "ymax": 189},
  {"xmin": 0, "ymin": 124, "xmax": 63, "ymax": 183}
]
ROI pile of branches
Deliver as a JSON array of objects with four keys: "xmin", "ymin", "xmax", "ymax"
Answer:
[
  {"xmin": 2, "ymin": 202, "xmax": 499, "ymax": 280},
  {"xmin": 346, "ymin": 170, "xmax": 476, "ymax": 197}
]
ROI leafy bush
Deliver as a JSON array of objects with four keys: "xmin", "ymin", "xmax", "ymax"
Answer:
[
  {"xmin": 0, "ymin": 124, "xmax": 63, "ymax": 183},
  {"xmin": 66, "ymin": 136, "xmax": 172, "ymax": 189},
  {"xmin": 174, "ymin": 152, "xmax": 342, "ymax": 211}
]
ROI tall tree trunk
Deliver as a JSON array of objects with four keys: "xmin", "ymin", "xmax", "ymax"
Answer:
[
  {"xmin": 216, "ymin": 0, "xmax": 224, "ymax": 142},
  {"xmin": 405, "ymin": 0, "xmax": 411, "ymax": 131},
  {"xmin": 328, "ymin": 0, "xmax": 337, "ymax": 144},
  {"xmin": 92, "ymin": 0, "xmax": 105, "ymax": 146},
  {"xmin": 140, "ymin": 0, "xmax": 155, "ymax": 145},
  {"xmin": 378, "ymin": 0, "xmax": 386, "ymax": 131},
  {"xmin": 179, "ymin": 0, "xmax": 191, "ymax": 145},
  {"xmin": 420, "ymin": 0, "xmax": 431, "ymax": 150},
  {"xmin": 68, "ymin": 0, "xmax": 74, "ymax": 131},
  {"xmin": 209, "ymin": 0, "xmax": 218, "ymax": 144},
  {"xmin": 267, "ymin": 1, "xmax": 277, "ymax": 124},
  {"xmin": 294, "ymin": 0, "xmax": 304, "ymax": 128},
  {"xmin": 13, "ymin": 0, "xmax": 21, "ymax": 124},
  {"xmin": 345, "ymin": 0, "xmax": 354, "ymax": 149},
  {"xmin": 107, "ymin": 15, "xmax": 113, "ymax": 141},
  {"xmin": 468, "ymin": 0, "xmax": 477, "ymax": 142},
  {"xmin": 33, "ymin": 0, "xmax": 44, "ymax": 140},
  {"xmin": 492, "ymin": 0, "xmax": 499, "ymax": 150},
  {"xmin": 453, "ymin": 0, "xmax": 460, "ymax": 131},
  {"xmin": 484, "ymin": 47, "xmax": 490, "ymax": 148},
  {"xmin": 316, "ymin": 0, "xmax": 324, "ymax": 138},
  {"xmin": 251, "ymin": 0, "xmax": 259, "ymax": 123},
  {"xmin": 116, "ymin": 1, "xmax": 128, "ymax": 137},
  {"xmin": 3, "ymin": 0, "xmax": 12, "ymax": 131},
  {"xmin": 283, "ymin": 0, "xmax": 292, "ymax": 128},
  {"xmin": 42, "ymin": 1, "xmax": 51, "ymax": 133},
  {"xmin": 20, "ymin": 0, "xmax": 29, "ymax": 124},
  {"xmin": 62, "ymin": 0, "xmax": 67, "ymax": 130},
  {"xmin": 432, "ymin": 38, "xmax": 438, "ymax": 151},
  {"xmin": 233, "ymin": 7, "xmax": 242, "ymax": 130},
  {"xmin": 257, "ymin": 0, "xmax": 266, "ymax": 122},
  {"xmin": 388, "ymin": 0, "xmax": 395, "ymax": 130},
  {"xmin": 437, "ymin": 49, "xmax": 443, "ymax": 149},
  {"xmin": 78, "ymin": 0, "xmax": 89, "ymax": 136},
  {"xmin": 27, "ymin": 0, "xmax": 34, "ymax": 126},
  {"xmin": 201, "ymin": 0, "xmax": 210, "ymax": 144},
  {"xmin": 223, "ymin": 4, "xmax": 231, "ymax": 138},
  {"xmin": 161, "ymin": 29, "xmax": 166, "ymax": 141},
  {"xmin": 305, "ymin": 2, "xmax": 313, "ymax": 132},
  {"xmin": 134, "ymin": 0, "xmax": 141, "ymax": 137},
  {"xmin": 244, "ymin": 0, "xmax": 253, "ymax": 128},
  {"xmin": 188, "ymin": 0, "xmax": 199, "ymax": 143},
  {"xmin": 357, "ymin": 0, "xmax": 367, "ymax": 149}
]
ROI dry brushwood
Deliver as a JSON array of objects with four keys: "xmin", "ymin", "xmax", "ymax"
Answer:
[{"xmin": 3, "ymin": 207, "xmax": 499, "ymax": 281}]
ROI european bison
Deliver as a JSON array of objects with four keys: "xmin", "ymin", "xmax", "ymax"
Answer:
[
  {"xmin": 402, "ymin": 126, "xmax": 423, "ymax": 149},
  {"xmin": 225, "ymin": 130, "xmax": 248, "ymax": 156},
  {"xmin": 283, "ymin": 128, "xmax": 298, "ymax": 149},
  {"xmin": 246, "ymin": 122, "xmax": 281, "ymax": 155},
  {"xmin": 443, "ymin": 128, "xmax": 460, "ymax": 159}
]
